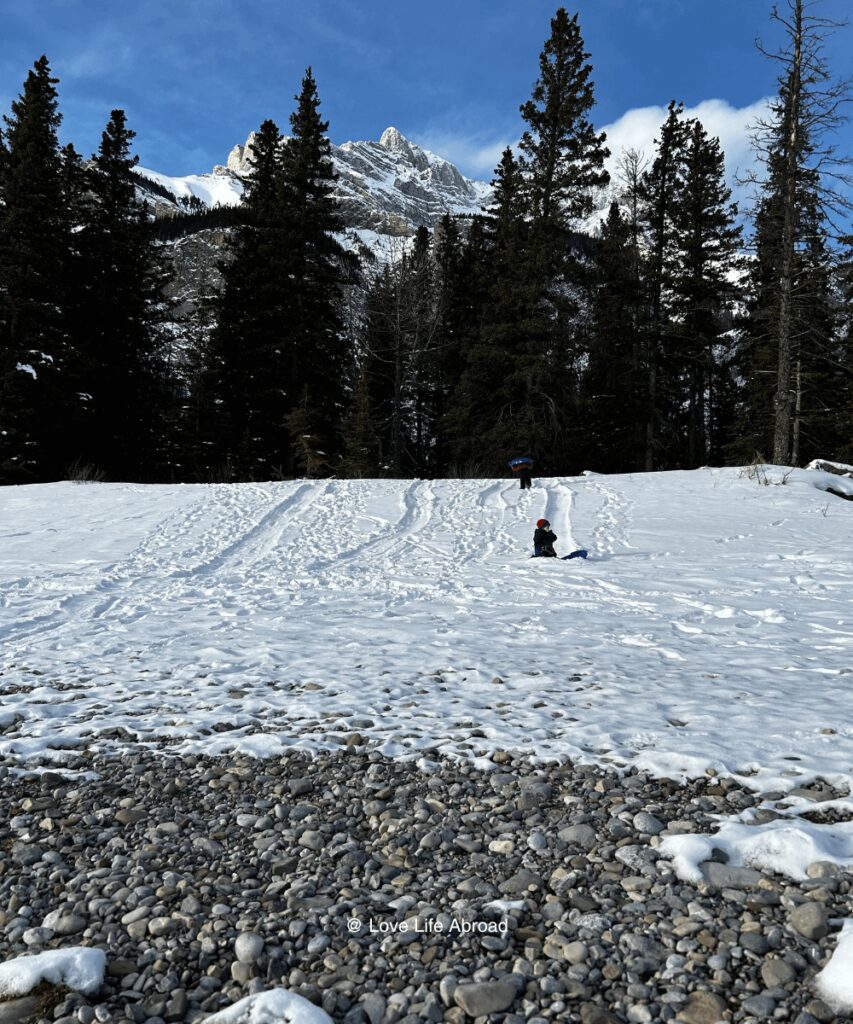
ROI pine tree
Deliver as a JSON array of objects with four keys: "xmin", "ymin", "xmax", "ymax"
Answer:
[
  {"xmin": 57, "ymin": 140, "xmax": 96, "ymax": 466},
  {"xmin": 287, "ymin": 386, "xmax": 331, "ymax": 477},
  {"xmin": 202, "ymin": 118, "xmax": 290, "ymax": 477},
  {"xmin": 446, "ymin": 148, "xmax": 546, "ymax": 470},
  {"xmin": 0, "ymin": 57, "xmax": 75, "ymax": 481},
  {"xmin": 75, "ymin": 109, "xmax": 170, "ymax": 480},
  {"xmin": 670, "ymin": 120, "xmax": 742, "ymax": 466},
  {"xmin": 582, "ymin": 202, "xmax": 645, "ymax": 471},
  {"xmin": 519, "ymin": 8, "xmax": 609, "ymax": 231},
  {"xmin": 514, "ymin": 8, "xmax": 609, "ymax": 470},
  {"xmin": 420, "ymin": 216, "xmax": 463, "ymax": 475},
  {"xmin": 359, "ymin": 233, "xmax": 440, "ymax": 476},
  {"xmin": 637, "ymin": 102, "xmax": 691, "ymax": 469},
  {"xmin": 747, "ymin": 0, "xmax": 852, "ymax": 464},
  {"xmin": 832, "ymin": 238, "xmax": 853, "ymax": 462},
  {"xmin": 341, "ymin": 370, "xmax": 381, "ymax": 477},
  {"xmin": 729, "ymin": 163, "xmax": 785, "ymax": 462},
  {"xmin": 791, "ymin": 220, "xmax": 841, "ymax": 464},
  {"xmin": 204, "ymin": 71, "xmax": 348, "ymax": 480},
  {"xmin": 732, "ymin": 60, "xmax": 849, "ymax": 469},
  {"xmin": 278, "ymin": 68, "xmax": 347, "ymax": 467}
]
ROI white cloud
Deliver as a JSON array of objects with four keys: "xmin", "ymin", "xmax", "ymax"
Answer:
[
  {"xmin": 412, "ymin": 97, "xmax": 772, "ymax": 197},
  {"xmin": 601, "ymin": 97, "xmax": 772, "ymax": 206}
]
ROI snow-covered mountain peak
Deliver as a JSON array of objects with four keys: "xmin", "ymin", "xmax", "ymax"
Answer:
[
  {"xmin": 378, "ymin": 125, "xmax": 413, "ymax": 158},
  {"xmin": 140, "ymin": 126, "xmax": 491, "ymax": 239}
]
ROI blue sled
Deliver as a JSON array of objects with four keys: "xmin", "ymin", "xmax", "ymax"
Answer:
[{"xmin": 562, "ymin": 549, "xmax": 588, "ymax": 560}]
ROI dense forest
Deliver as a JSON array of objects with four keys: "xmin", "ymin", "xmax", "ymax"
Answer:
[{"xmin": 1, "ymin": 3, "xmax": 851, "ymax": 485}]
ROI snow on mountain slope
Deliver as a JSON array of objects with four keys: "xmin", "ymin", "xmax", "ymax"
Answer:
[
  {"xmin": 136, "ymin": 126, "xmax": 491, "ymax": 236},
  {"xmin": 135, "ymin": 166, "xmax": 244, "ymax": 209}
]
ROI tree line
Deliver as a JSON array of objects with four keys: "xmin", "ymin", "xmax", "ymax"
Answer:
[{"xmin": 1, "ymin": 3, "xmax": 850, "ymax": 485}]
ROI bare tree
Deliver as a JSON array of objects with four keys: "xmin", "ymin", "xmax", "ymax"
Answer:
[{"xmin": 746, "ymin": 0, "xmax": 852, "ymax": 464}]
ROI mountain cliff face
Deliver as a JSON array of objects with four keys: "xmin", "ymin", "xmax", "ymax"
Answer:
[
  {"xmin": 137, "ymin": 126, "xmax": 491, "ymax": 240},
  {"xmin": 139, "ymin": 128, "xmax": 492, "ymax": 336}
]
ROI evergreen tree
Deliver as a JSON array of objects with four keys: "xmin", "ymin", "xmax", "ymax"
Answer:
[
  {"xmin": 0, "ymin": 57, "xmax": 75, "ymax": 481},
  {"xmin": 341, "ymin": 370, "xmax": 381, "ymax": 477},
  {"xmin": 278, "ymin": 68, "xmax": 347, "ymax": 466},
  {"xmin": 203, "ymin": 70, "xmax": 347, "ymax": 480},
  {"xmin": 57, "ymin": 140, "xmax": 96, "ymax": 465},
  {"xmin": 360, "ymin": 232, "xmax": 441, "ymax": 476},
  {"xmin": 746, "ymin": 0, "xmax": 851, "ymax": 463},
  {"xmin": 446, "ymin": 148, "xmax": 549, "ymax": 471},
  {"xmin": 360, "ymin": 263, "xmax": 400, "ymax": 474},
  {"xmin": 514, "ymin": 8, "xmax": 609, "ymax": 470},
  {"xmin": 75, "ymin": 109, "xmax": 170, "ymax": 479},
  {"xmin": 287, "ymin": 386, "xmax": 331, "ymax": 477},
  {"xmin": 202, "ymin": 118, "xmax": 290, "ymax": 477},
  {"xmin": 637, "ymin": 102, "xmax": 691, "ymax": 469},
  {"xmin": 421, "ymin": 216, "xmax": 463, "ymax": 475},
  {"xmin": 731, "ymin": 136, "xmax": 846, "ymax": 466},
  {"xmin": 790, "ymin": 220, "xmax": 841, "ymax": 464},
  {"xmin": 582, "ymin": 202, "xmax": 645, "ymax": 471},
  {"xmin": 833, "ymin": 238, "xmax": 853, "ymax": 463},
  {"xmin": 670, "ymin": 120, "xmax": 742, "ymax": 466},
  {"xmin": 519, "ymin": 8, "xmax": 609, "ymax": 231}
]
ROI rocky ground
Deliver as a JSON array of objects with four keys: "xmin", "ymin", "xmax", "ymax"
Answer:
[{"xmin": 0, "ymin": 746, "xmax": 850, "ymax": 1024}]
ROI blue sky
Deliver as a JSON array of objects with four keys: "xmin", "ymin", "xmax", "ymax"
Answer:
[{"xmin": 2, "ymin": 0, "xmax": 851, "ymax": 183}]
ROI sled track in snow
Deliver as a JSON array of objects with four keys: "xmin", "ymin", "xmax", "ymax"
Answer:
[{"xmin": 171, "ymin": 482, "xmax": 322, "ymax": 579}]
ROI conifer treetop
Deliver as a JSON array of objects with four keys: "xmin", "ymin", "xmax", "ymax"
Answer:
[{"xmin": 519, "ymin": 7, "xmax": 610, "ymax": 227}]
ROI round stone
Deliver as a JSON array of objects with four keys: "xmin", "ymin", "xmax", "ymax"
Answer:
[
  {"xmin": 453, "ymin": 981, "xmax": 517, "ymax": 1017},
  {"xmin": 761, "ymin": 958, "xmax": 796, "ymax": 987},
  {"xmin": 789, "ymin": 902, "xmax": 829, "ymax": 940},
  {"xmin": 633, "ymin": 811, "xmax": 664, "ymax": 835},
  {"xmin": 234, "ymin": 931, "xmax": 265, "ymax": 963}
]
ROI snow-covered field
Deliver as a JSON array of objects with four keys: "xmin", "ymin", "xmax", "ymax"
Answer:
[{"xmin": 2, "ymin": 466, "xmax": 851, "ymax": 789}]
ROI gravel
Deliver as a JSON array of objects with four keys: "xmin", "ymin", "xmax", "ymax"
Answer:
[{"xmin": 0, "ymin": 745, "xmax": 850, "ymax": 1023}]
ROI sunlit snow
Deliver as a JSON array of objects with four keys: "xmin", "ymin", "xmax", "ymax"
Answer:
[
  {"xmin": 0, "ymin": 947, "xmax": 106, "ymax": 997},
  {"xmin": 135, "ymin": 165, "xmax": 244, "ymax": 208},
  {"xmin": 2, "ymin": 465, "xmax": 850, "ymax": 782}
]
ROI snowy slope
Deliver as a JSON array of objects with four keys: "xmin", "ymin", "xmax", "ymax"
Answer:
[
  {"xmin": 134, "ymin": 166, "xmax": 244, "ymax": 209},
  {"xmin": 1, "ymin": 466, "xmax": 851, "ymax": 791}
]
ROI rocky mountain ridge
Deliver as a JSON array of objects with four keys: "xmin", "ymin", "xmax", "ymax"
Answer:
[{"xmin": 137, "ymin": 126, "xmax": 492, "ymax": 240}]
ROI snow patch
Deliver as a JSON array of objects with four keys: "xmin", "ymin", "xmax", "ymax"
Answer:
[
  {"xmin": 0, "ymin": 946, "xmax": 106, "ymax": 997},
  {"xmin": 815, "ymin": 919, "xmax": 853, "ymax": 1013},
  {"xmin": 202, "ymin": 988, "xmax": 333, "ymax": 1024},
  {"xmin": 659, "ymin": 817, "xmax": 853, "ymax": 883},
  {"xmin": 136, "ymin": 165, "xmax": 244, "ymax": 208}
]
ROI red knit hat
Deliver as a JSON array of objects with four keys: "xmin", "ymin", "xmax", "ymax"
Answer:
[{"xmin": 536, "ymin": 519, "xmax": 548, "ymax": 528}]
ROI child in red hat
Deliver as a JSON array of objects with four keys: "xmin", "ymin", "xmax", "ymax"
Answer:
[{"xmin": 533, "ymin": 518, "xmax": 557, "ymax": 557}]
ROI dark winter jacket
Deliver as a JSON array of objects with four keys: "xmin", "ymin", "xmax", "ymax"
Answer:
[{"xmin": 533, "ymin": 527, "xmax": 557, "ymax": 557}]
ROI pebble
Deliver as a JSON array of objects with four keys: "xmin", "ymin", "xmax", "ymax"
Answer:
[
  {"xmin": 633, "ymin": 811, "xmax": 665, "ymax": 835},
  {"xmin": 743, "ymin": 994, "xmax": 777, "ymax": 1016},
  {"xmin": 789, "ymin": 902, "xmax": 829, "ymax": 940},
  {"xmin": 453, "ymin": 980, "xmax": 517, "ymax": 1016},
  {"xmin": 0, "ymin": 746, "xmax": 846, "ymax": 1024},
  {"xmin": 41, "ymin": 910, "xmax": 86, "ymax": 935},
  {"xmin": 676, "ymin": 990, "xmax": 728, "ymax": 1023},
  {"xmin": 761, "ymin": 957, "xmax": 796, "ymax": 987},
  {"xmin": 234, "ymin": 931, "xmax": 265, "ymax": 963}
]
